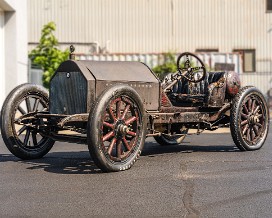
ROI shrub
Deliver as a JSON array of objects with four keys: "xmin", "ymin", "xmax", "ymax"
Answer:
[
  {"xmin": 152, "ymin": 53, "xmax": 177, "ymax": 80},
  {"xmin": 29, "ymin": 22, "xmax": 69, "ymax": 88}
]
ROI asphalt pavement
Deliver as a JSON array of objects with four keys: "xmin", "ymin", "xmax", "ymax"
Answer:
[{"xmin": 1, "ymin": 129, "xmax": 272, "ymax": 217}]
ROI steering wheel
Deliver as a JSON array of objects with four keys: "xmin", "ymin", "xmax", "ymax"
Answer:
[{"xmin": 176, "ymin": 52, "xmax": 206, "ymax": 83}]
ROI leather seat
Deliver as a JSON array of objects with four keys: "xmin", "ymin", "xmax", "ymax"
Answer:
[
  {"xmin": 171, "ymin": 71, "xmax": 226, "ymax": 106},
  {"xmin": 179, "ymin": 71, "xmax": 226, "ymax": 95}
]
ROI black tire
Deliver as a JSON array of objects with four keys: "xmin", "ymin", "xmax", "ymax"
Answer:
[
  {"xmin": 1, "ymin": 83, "xmax": 55, "ymax": 159},
  {"xmin": 230, "ymin": 86, "xmax": 269, "ymax": 151},
  {"xmin": 87, "ymin": 84, "xmax": 147, "ymax": 172},
  {"xmin": 154, "ymin": 128, "xmax": 188, "ymax": 146}
]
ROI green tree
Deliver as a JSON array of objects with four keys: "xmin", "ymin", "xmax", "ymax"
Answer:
[
  {"xmin": 29, "ymin": 22, "xmax": 69, "ymax": 88},
  {"xmin": 152, "ymin": 52, "xmax": 177, "ymax": 80},
  {"xmin": 152, "ymin": 52, "xmax": 198, "ymax": 80}
]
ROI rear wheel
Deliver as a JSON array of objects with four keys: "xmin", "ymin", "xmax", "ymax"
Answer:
[
  {"xmin": 1, "ymin": 84, "xmax": 55, "ymax": 159},
  {"xmin": 230, "ymin": 86, "xmax": 269, "ymax": 151},
  {"xmin": 87, "ymin": 85, "xmax": 147, "ymax": 172}
]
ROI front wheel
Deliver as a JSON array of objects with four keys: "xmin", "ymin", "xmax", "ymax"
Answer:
[
  {"xmin": 230, "ymin": 86, "xmax": 269, "ymax": 151},
  {"xmin": 1, "ymin": 83, "xmax": 55, "ymax": 159},
  {"xmin": 87, "ymin": 85, "xmax": 147, "ymax": 172}
]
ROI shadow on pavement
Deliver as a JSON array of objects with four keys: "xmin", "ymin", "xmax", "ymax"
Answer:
[
  {"xmin": 141, "ymin": 140, "xmax": 240, "ymax": 157},
  {"xmin": 0, "ymin": 139, "xmax": 239, "ymax": 175},
  {"xmin": 0, "ymin": 151, "xmax": 103, "ymax": 175}
]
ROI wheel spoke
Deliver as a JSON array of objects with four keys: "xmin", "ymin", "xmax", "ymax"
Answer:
[
  {"xmin": 116, "ymin": 100, "xmax": 122, "ymax": 119},
  {"xmin": 24, "ymin": 129, "xmax": 31, "ymax": 145},
  {"xmin": 241, "ymin": 112, "xmax": 248, "ymax": 119},
  {"xmin": 116, "ymin": 140, "xmax": 122, "ymax": 159},
  {"xmin": 103, "ymin": 121, "xmax": 114, "ymax": 129},
  {"xmin": 32, "ymin": 132, "xmax": 38, "ymax": 146},
  {"xmin": 241, "ymin": 120, "xmax": 248, "ymax": 126},
  {"xmin": 33, "ymin": 98, "xmax": 40, "ymax": 112},
  {"xmin": 246, "ymin": 128, "xmax": 250, "ymax": 141},
  {"xmin": 256, "ymin": 123, "xmax": 263, "ymax": 128},
  {"xmin": 127, "ymin": 130, "xmax": 137, "ymax": 137},
  {"xmin": 253, "ymin": 125, "xmax": 259, "ymax": 135},
  {"xmin": 242, "ymin": 124, "xmax": 249, "ymax": 135},
  {"xmin": 248, "ymin": 98, "xmax": 252, "ymax": 113},
  {"xmin": 250, "ymin": 128, "xmax": 255, "ymax": 142},
  {"xmin": 121, "ymin": 104, "xmax": 130, "ymax": 120},
  {"xmin": 257, "ymin": 114, "xmax": 263, "ymax": 119},
  {"xmin": 25, "ymin": 97, "xmax": 32, "ymax": 113},
  {"xmin": 17, "ymin": 126, "xmax": 27, "ymax": 136},
  {"xmin": 18, "ymin": 106, "xmax": 27, "ymax": 115},
  {"xmin": 125, "ymin": 116, "xmax": 137, "ymax": 125},
  {"xmin": 108, "ymin": 107, "xmax": 117, "ymax": 121},
  {"xmin": 122, "ymin": 137, "xmax": 131, "ymax": 151},
  {"xmin": 102, "ymin": 131, "xmax": 114, "ymax": 142},
  {"xmin": 253, "ymin": 105, "xmax": 260, "ymax": 115},
  {"xmin": 251, "ymin": 99, "xmax": 256, "ymax": 112},
  {"xmin": 243, "ymin": 104, "xmax": 249, "ymax": 114},
  {"xmin": 107, "ymin": 138, "xmax": 117, "ymax": 155}
]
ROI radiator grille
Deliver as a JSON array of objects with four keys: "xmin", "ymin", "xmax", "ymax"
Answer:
[{"xmin": 50, "ymin": 71, "xmax": 87, "ymax": 114}]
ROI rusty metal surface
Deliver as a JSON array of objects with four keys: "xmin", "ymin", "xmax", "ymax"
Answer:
[
  {"xmin": 226, "ymin": 71, "xmax": 241, "ymax": 97},
  {"xmin": 50, "ymin": 71, "xmax": 87, "ymax": 114},
  {"xmin": 49, "ymin": 59, "xmax": 235, "ymax": 142},
  {"xmin": 58, "ymin": 113, "xmax": 89, "ymax": 127},
  {"xmin": 208, "ymin": 103, "xmax": 231, "ymax": 121},
  {"xmin": 96, "ymin": 81, "xmax": 160, "ymax": 111},
  {"xmin": 50, "ymin": 60, "xmax": 160, "ymax": 113},
  {"xmin": 207, "ymin": 76, "xmax": 227, "ymax": 107},
  {"xmin": 159, "ymin": 106, "xmax": 199, "ymax": 113},
  {"xmin": 79, "ymin": 61, "xmax": 159, "ymax": 83},
  {"xmin": 161, "ymin": 91, "xmax": 172, "ymax": 107},
  {"xmin": 150, "ymin": 111, "xmax": 210, "ymax": 124},
  {"xmin": 50, "ymin": 60, "xmax": 96, "ymax": 115}
]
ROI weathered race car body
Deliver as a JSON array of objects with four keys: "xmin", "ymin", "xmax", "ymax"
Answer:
[
  {"xmin": 1, "ymin": 49, "xmax": 269, "ymax": 172},
  {"xmin": 50, "ymin": 60, "xmax": 160, "ymax": 114}
]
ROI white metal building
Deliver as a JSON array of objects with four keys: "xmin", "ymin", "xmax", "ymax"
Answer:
[
  {"xmin": 28, "ymin": 0, "xmax": 272, "ymax": 74},
  {"xmin": 0, "ymin": 0, "xmax": 28, "ymax": 108}
]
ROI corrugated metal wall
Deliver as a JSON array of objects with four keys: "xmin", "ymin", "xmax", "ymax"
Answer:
[
  {"xmin": 78, "ymin": 52, "xmax": 242, "ymax": 72},
  {"xmin": 28, "ymin": 0, "xmax": 272, "ymax": 69},
  {"xmin": 28, "ymin": 0, "xmax": 272, "ymax": 94},
  {"xmin": 240, "ymin": 72, "xmax": 272, "ymax": 96}
]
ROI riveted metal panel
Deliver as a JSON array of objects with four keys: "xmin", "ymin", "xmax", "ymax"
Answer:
[
  {"xmin": 50, "ymin": 71, "xmax": 87, "ymax": 114},
  {"xmin": 96, "ymin": 81, "xmax": 160, "ymax": 111},
  {"xmin": 78, "ymin": 60, "xmax": 160, "ymax": 110},
  {"xmin": 50, "ymin": 60, "xmax": 160, "ymax": 114},
  {"xmin": 79, "ymin": 61, "xmax": 158, "ymax": 83},
  {"xmin": 50, "ymin": 60, "xmax": 96, "ymax": 114}
]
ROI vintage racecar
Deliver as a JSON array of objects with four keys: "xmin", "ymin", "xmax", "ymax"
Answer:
[{"xmin": 0, "ymin": 48, "xmax": 269, "ymax": 172}]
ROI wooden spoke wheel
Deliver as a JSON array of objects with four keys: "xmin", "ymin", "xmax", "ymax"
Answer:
[
  {"xmin": 88, "ymin": 85, "xmax": 147, "ymax": 172},
  {"xmin": 1, "ymin": 84, "xmax": 55, "ymax": 159},
  {"xmin": 230, "ymin": 86, "xmax": 269, "ymax": 151}
]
